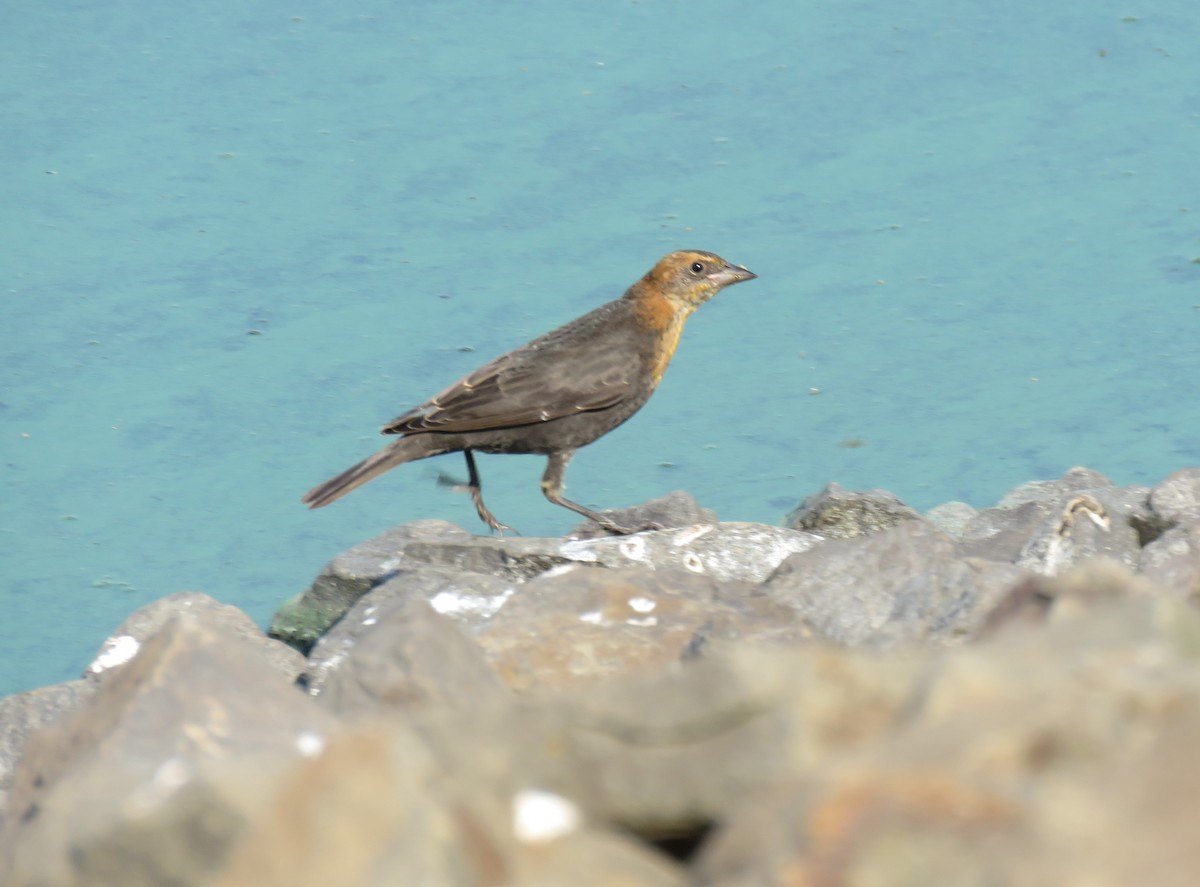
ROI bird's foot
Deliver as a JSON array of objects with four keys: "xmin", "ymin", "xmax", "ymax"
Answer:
[
  {"xmin": 473, "ymin": 495, "xmax": 518, "ymax": 536},
  {"xmin": 593, "ymin": 517, "xmax": 664, "ymax": 536},
  {"xmin": 437, "ymin": 470, "xmax": 518, "ymax": 535}
]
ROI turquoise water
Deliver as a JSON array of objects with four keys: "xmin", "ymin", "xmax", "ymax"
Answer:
[{"xmin": 3, "ymin": 1, "xmax": 1198, "ymax": 696}]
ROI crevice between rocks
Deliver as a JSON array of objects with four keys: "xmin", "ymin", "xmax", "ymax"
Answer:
[{"xmin": 623, "ymin": 819, "xmax": 718, "ymax": 865}]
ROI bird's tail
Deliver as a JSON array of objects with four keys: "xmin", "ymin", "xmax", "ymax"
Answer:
[{"xmin": 302, "ymin": 435, "xmax": 447, "ymax": 509}]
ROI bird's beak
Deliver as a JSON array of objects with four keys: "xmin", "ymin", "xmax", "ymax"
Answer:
[{"xmin": 712, "ymin": 263, "xmax": 756, "ymax": 285}]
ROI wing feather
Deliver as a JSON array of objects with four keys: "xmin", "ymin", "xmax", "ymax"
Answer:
[{"xmin": 382, "ymin": 301, "xmax": 643, "ymax": 436}]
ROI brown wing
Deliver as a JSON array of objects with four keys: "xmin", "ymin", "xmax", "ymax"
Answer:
[{"xmin": 382, "ymin": 300, "xmax": 642, "ymax": 436}]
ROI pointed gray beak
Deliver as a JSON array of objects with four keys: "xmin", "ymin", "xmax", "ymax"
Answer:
[{"xmin": 712, "ymin": 262, "xmax": 756, "ymax": 285}]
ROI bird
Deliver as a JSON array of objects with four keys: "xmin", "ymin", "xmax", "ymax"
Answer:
[{"xmin": 301, "ymin": 250, "xmax": 757, "ymax": 534}]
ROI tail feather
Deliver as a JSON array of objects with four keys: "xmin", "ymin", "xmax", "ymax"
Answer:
[{"xmin": 302, "ymin": 436, "xmax": 445, "ymax": 509}]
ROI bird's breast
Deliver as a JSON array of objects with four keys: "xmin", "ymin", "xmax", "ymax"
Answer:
[
  {"xmin": 631, "ymin": 295, "xmax": 694, "ymax": 384},
  {"xmin": 648, "ymin": 316, "xmax": 686, "ymax": 383}
]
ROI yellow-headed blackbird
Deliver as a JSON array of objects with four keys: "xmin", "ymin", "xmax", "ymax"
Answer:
[{"xmin": 302, "ymin": 250, "xmax": 756, "ymax": 534}]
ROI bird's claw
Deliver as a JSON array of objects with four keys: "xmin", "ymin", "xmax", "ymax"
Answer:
[{"xmin": 595, "ymin": 518, "xmax": 664, "ymax": 535}]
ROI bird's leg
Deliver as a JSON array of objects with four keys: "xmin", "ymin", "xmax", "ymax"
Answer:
[
  {"xmin": 540, "ymin": 451, "xmax": 659, "ymax": 535},
  {"xmin": 463, "ymin": 449, "xmax": 516, "ymax": 535}
]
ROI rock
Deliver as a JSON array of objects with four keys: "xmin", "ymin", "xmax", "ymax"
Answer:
[
  {"xmin": 977, "ymin": 558, "xmax": 1162, "ymax": 638},
  {"xmin": 312, "ymin": 597, "xmax": 506, "ymax": 715},
  {"xmin": 959, "ymin": 499, "xmax": 1055, "ymax": 563},
  {"xmin": 0, "ymin": 614, "xmax": 335, "ymax": 887},
  {"xmin": 878, "ymin": 556, "xmax": 1030, "ymax": 645},
  {"xmin": 694, "ymin": 773, "xmax": 1017, "ymax": 887},
  {"xmin": 88, "ymin": 590, "xmax": 304, "ymax": 683},
  {"xmin": 270, "ymin": 519, "xmax": 475, "ymax": 653},
  {"xmin": 0, "ymin": 680, "xmax": 93, "ymax": 829},
  {"xmin": 1013, "ymin": 489, "xmax": 1144, "ymax": 576},
  {"xmin": 410, "ymin": 643, "xmax": 929, "ymax": 836},
  {"xmin": 959, "ymin": 467, "xmax": 1149, "ymax": 568},
  {"xmin": 785, "ymin": 482, "xmax": 922, "ymax": 539},
  {"xmin": 211, "ymin": 722, "xmax": 493, "ymax": 887},
  {"xmin": 9, "ymin": 467, "xmax": 1200, "ymax": 884},
  {"xmin": 995, "ymin": 466, "xmax": 1114, "ymax": 508},
  {"xmin": 510, "ymin": 825, "xmax": 685, "ymax": 887},
  {"xmin": 1140, "ymin": 524, "xmax": 1200, "ymax": 601},
  {"xmin": 1149, "ymin": 467, "xmax": 1200, "ymax": 524},
  {"xmin": 338, "ymin": 561, "xmax": 521, "ymax": 639},
  {"xmin": 760, "ymin": 521, "xmax": 1024, "ymax": 645},
  {"xmin": 214, "ymin": 722, "xmax": 685, "ymax": 887},
  {"xmin": 1033, "ymin": 558, "xmax": 1163, "ymax": 621},
  {"xmin": 1, "ymin": 593, "xmax": 301, "ymax": 833},
  {"xmin": 694, "ymin": 594, "xmax": 1200, "ymax": 887},
  {"xmin": 475, "ymin": 566, "xmax": 783, "ymax": 693},
  {"xmin": 556, "ymin": 522, "xmax": 821, "ymax": 584},
  {"xmin": 568, "ymin": 490, "xmax": 717, "ymax": 539},
  {"xmin": 276, "ymin": 512, "xmax": 818, "ymax": 660},
  {"xmin": 924, "ymin": 500, "xmax": 977, "ymax": 538}
]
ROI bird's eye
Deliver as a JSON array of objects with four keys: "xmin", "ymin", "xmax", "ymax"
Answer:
[{"xmin": 690, "ymin": 261, "xmax": 705, "ymax": 274}]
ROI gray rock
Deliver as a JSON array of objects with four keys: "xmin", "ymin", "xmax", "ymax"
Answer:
[
  {"xmin": 89, "ymin": 591, "xmax": 304, "ymax": 683},
  {"xmin": 303, "ymin": 520, "xmax": 815, "ymax": 698},
  {"xmin": 312, "ymin": 597, "xmax": 506, "ymax": 713},
  {"xmin": 0, "ymin": 680, "xmax": 94, "ymax": 830},
  {"xmin": 958, "ymin": 467, "xmax": 1148, "ymax": 568},
  {"xmin": 760, "ymin": 520, "xmax": 1018, "ymax": 646},
  {"xmin": 211, "ymin": 722, "xmax": 685, "ymax": 887},
  {"xmin": 1139, "ymin": 524, "xmax": 1200, "ymax": 601},
  {"xmin": 11, "ymin": 487, "xmax": 1200, "ymax": 884},
  {"xmin": 996, "ymin": 466, "xmax": 1114, "ymax": 508},
  {"xmin": 12, "ymin": 468, "xmax": 1200, "ymax": 885},
  {"xmin": 694, "ymin": 594, "xmax": 1200, "ymax": 887},
  {"xmin": 312, "ymin": 561, "xmax": 519, "ymax": 660},
  {"xmin": 1149, "ymin": 468, "xmax": 1200, "ymax": 525},
  {"xmin": 277, "ymin": 511, "xmax": 819, "ymax": 659},
  {"xmin": 959, "ymin": 499, "xmax": 1055, "ymax": 563},
  {"xmin": 409, "ymin": 643, "xmax": 929, "ymax": 835},
  {"xmin": 270, "ymin": 519, "xmax": 475, "ymax": 653},
  {"xmin": 879, "ymin": 556, "xmax": 1031, "ymax": 645},
  {"xmin": 762, "ymin": 521, "xmax": 949, "ymax": 645},
  {"xmin": 556, "ymin": 521, "xmax": 821, "ymax": 584},
  {"xmin": 504, "ymin": 826, "xmax": 685, "ymax": 887},
  {"xmin": 568, "ymin": 489, "xmax": 718, "ymax": 539},
  {"xmin": 0, "ymin": 614, "xmax": 335, "ymax": 887},
  {"xmin": 785, "ymin": 481, "xmax": 922, "ymax": 539},
  {"xmin": 300, "ymin": 520, "xmax": 807, "ymax": 653},
  {"xmin": 924, "ymin": 500, "xmax": 977, "ymax": 539},
  {"xmin": 976, "ymin": 558, "xmax": 1163, "ymax": 639},
  {"xmin": 1013, "ymin": 489, "xmax": 1145, "ymax": 576},
  {"xmin": 210, "ymin": 721, "xmax": 496, "ymax": 887},
  {"xmin": 475, "ymin": 566, "xmax": 784, "ymax": 693}
]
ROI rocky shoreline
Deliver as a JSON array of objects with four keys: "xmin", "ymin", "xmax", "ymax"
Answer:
[{"xmin": 2, "ymin": 466, "xmax": 1199, "ymax": 885}]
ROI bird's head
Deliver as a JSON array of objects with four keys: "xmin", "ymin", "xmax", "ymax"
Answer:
[{"xmin": 636, "ymin": 250, "xmax": 757, "ymax": 311}]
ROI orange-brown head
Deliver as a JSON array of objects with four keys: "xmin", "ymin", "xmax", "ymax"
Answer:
[
  {"xmin": 625, "ymin": 250, "xmax": 756, "ymax": 381},
  {"xmin": 630, "ymin": 250, "xmax": 756, "ymax": 315}
]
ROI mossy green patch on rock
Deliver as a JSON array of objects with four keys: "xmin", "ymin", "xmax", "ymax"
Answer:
[{"xmin": 268, "ymin": 593, "xmax": 351, "ymax": 655}]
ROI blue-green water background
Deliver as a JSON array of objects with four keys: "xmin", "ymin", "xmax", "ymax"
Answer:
[{"xmin": 3, "ymin": 1, "xmax": 1198, "ymax": 697}]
